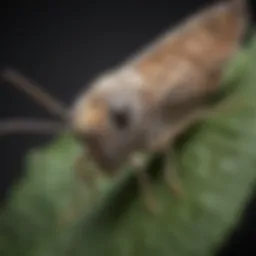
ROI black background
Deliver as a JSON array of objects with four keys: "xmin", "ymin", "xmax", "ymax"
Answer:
[{"xmin": 0, "ymin": 0, "xmax": 255, "ymax": 255}]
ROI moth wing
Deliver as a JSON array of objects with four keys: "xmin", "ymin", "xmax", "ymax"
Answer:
[{"xmin": 132, "ymin": 0, "xmax": 249, "ymax": 107}]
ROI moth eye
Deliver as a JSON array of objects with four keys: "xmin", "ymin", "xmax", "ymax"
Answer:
[{"xmin": 110, "ymin": 108, "xmax": 130, "ymax": 130}]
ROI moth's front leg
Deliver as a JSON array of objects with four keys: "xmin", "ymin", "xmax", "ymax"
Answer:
[
  {"xmin": 130, "ymin": 152, "xmax": 161, "ymax": 214},
  {"xmin": 74, "ymin": 151, "xmax": 100, "ymax": 186},
  {"xmin": 163, "ymin": 147, "xmax": 184, "ymax": 197},
  {"xmin": 59, "ymin": 152, "xmax": 99, "ymax": 227},
  {"xmin": 148, "ymin": 131, "xmax": 184, "ymax": 198}
]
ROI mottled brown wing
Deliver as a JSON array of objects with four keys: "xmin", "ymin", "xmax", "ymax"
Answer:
[{"xmin": 134, "ymin": 0, "xmax": 249, "ymax": 107}]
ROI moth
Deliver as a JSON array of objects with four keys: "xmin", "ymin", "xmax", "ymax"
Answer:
[
  {"xmin": 1, "ymin": 0, "xmax": 249, "ymax": 214},
  {"xmin": 70, "ymin": 0, "xmax": 249, "ymax": 212}
]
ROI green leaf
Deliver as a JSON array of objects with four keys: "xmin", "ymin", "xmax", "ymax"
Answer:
[{"xmin": 1, "ymin": 33, "xmax": 256, "ymax": 256}]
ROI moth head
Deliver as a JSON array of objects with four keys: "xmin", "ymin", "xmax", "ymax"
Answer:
[{"xmin": 70, "ymin": 67, "xmax": 146, "ymax": 174}]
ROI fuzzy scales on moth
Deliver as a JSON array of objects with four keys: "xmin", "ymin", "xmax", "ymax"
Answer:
[{"xmin": 70, "ymin": 0, "xmax": 249, "ymax": 210}]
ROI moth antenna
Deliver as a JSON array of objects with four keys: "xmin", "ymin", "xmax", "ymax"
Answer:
[
  {"xmin": 0, "ymin": 118, "xmax": 67, "ymax": 136},
  {"xmin": 1, "ymin": 68, "xmax": 69, "ymax": 121}
]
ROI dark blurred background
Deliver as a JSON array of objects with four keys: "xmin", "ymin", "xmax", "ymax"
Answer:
[{"xmin": 0, "ymin": 0, "xmax": 255, "ymax": 255}]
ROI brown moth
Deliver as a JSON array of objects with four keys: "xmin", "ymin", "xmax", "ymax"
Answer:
[
  {"xmin": 1, "ymin": 0, "xmax": 249, "ymax": 214},
  {"xmin": 70, "ymin": 0, "xmax": 249, "ymax": 212}
]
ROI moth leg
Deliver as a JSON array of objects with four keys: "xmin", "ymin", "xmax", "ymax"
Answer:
[
  {"xmin": 58, "ymin": 153, "xmax": 100, "ymax": 227},
  {"xmin": 130, "ymin": 153, "xmax": 161, "ymax": 214},
  {"xmin": 74, "ymin": 152, "xmax": 99, "ymax": 185},
  {"xmin": 148, "ymin": 133, "xmax": 184, "ymax": 198},
  {"xmin": 163, "ymin": 147, "xmax": 184, "ymax": 198},
  {"xmin": 75, "ymin": 153, "xmax": 88, "ymax": 181}
]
